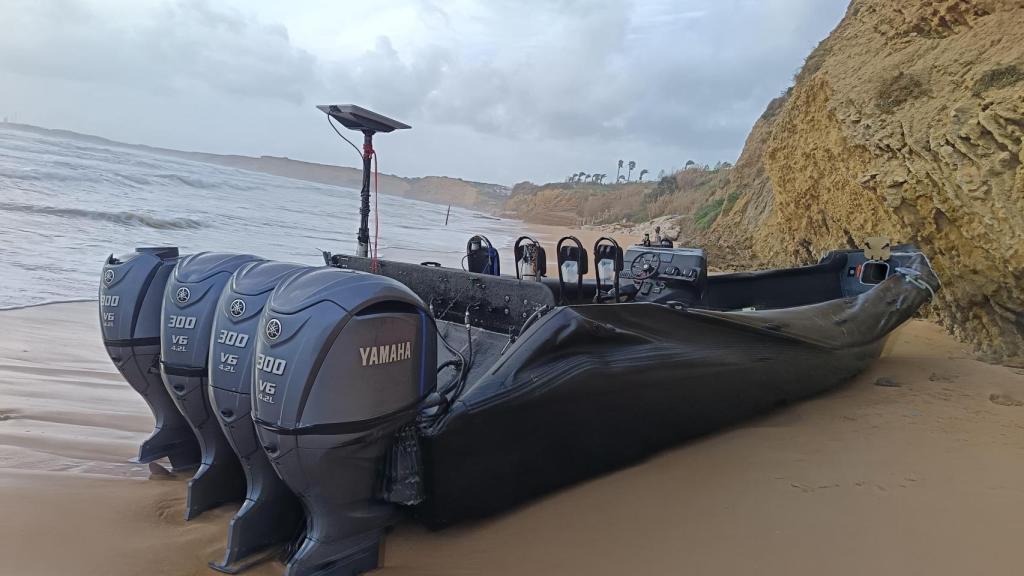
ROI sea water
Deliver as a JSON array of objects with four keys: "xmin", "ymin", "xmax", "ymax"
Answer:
[{"xmin": 0, "ymin": 126, "xmax": 521, "ymax": 309}]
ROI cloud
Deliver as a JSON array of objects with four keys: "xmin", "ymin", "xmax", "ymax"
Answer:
[
  {"xmin": 0, "ymin": 0, "xmax": 318, "ymax": 104},
  {"xmin": 311, "ymin": 0, "xmax": 845, "ymax": 151},
  {"xmin": 0, "ymin": 0, "xmax": 849, "ymax": 183},
  {"xmin": 323, "ymin": 36, "xmax": 450, "ymax": 120}
]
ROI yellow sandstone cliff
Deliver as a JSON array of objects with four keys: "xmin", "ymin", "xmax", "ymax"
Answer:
[{"xmin": 709, "ymin": 0, "xmax": 1023, "ymax": 360}]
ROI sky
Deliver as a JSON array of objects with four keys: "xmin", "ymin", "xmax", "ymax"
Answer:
[{"xmin": 0, "ymin": 0, "xmax": 849, "ymax": 185}]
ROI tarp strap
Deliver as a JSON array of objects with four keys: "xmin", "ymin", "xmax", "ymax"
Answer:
[{"xmin": 894, "ymin": 267, "xmax": 936, "ymax": 301}]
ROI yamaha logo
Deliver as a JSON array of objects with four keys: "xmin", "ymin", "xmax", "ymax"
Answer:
[
  {"xmin": 103, "ymin": 269, "xmax": 114, "ymax": 285},
  {"xmin": 360, "ymin": 341, "xmax": 413, "ymax": 367},
  {"xmin": 175, "ymin": 287, "xmax": 191, "ymax": 304},
  {"xmin": 265, "ymin": 318, "xmax": 282, "ymax": 340},
  {"xmin": 229, "ymin": 299, "xmax": 246, "ymax": 318}
]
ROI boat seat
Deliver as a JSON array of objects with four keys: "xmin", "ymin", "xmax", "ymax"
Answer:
[
  {"xmin": 593, "ymin": 237, "xmax": 624, "ymax": 303},
  {"xmin": 465, "ymin": 235, "xmax": 500, "ymax": 276},
  {"xmin": 514, "ymin": 236, "xmax": 547, "ymax": 280},
  {"xmin": 556, "ymin": 237, "xmax": 589, "ymax": 304}
]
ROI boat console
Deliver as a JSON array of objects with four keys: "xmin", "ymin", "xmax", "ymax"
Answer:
[{"xmin": 621, "ymin": 244, "xmax": 707, "ymax": 304}]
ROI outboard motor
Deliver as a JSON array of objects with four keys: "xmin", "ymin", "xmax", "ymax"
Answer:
[
  {"xmin": 208, "ymin": 261, "xmax": 307, "ymax": 572},
  {"xmin": 253, "ymin": 267, "xmax": 436, "ymax": 576},
  {"xmin": 161, "ymin": 252, "xmax": 263, "ymax": 520},
  {"xmin": 99, "ymin": 247, "xmax": 200, "ymax": 470}
]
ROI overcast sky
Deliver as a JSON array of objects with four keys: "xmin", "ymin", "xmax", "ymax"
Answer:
[{"xmin": 0, "ymin": 0, "xmax": 848, "ymax": 185}]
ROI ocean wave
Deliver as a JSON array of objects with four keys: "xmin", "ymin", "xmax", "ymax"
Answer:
[
  {"xmin": 151, "ymin": 173, "xmax": 219, "ymax": 189},
  {"xmin": 0, "ymin": 168, "xmax": 79, "ymax": 182},
  {"xmin": 0, "ymin": 166, "xmax": 131, "ymax": 186},
  {"xmin": 117, "ymin": 173, "xmax": 153, "ymax": 186},
  {"xmin": 0, "ymin": 298, "xmax": 94, "ymax": 311},
  {"xmin": 151, "ymin": 172, "xmax": 260, "ymax": 191},
  {"xmin": 0, "ymin": 201, "xmax": 203, "ymax": 230}
]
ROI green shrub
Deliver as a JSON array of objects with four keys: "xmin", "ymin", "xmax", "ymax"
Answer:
[
  {"xmin": 876, "ymin": 72, "xmax": 926, "ymax": 113},
  {"xmin": 690, "ymin": 190, "xmax": 744, "ymax": 230},
  {"xmin": 643, "ymin": 176, "xmax": 678, "ymax": 204},
  {"xmin": 694, "ymin": 197, "xmax": 726, "ymax": 230},
  {"xmin": 724, "ymin": 190, "xmax": 743, "ymax": 211},
  {"xmin": 973, "ymin": 64, "xmax": 1024, "ymax": 94}
]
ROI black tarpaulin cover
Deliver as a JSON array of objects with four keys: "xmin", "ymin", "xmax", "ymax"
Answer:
[{"xmin": 416, "ymin": 252, "xmax": 939, "ymax": 527}]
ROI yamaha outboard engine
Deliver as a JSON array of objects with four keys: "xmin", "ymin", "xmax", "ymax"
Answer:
[
  {"xmin": 208, "ymin": 261, "xmax": 307, "ymax": 572},
  {"xmin": 253, "ymin": 267, "xmax": 436, "ymax": 576},
  {"xmin": 100, "ymin": 247, "xmax": 201, "ymax": 470},
  {"xmin": 161, "ymin": 252, "xmax": 262, "ymax": 519}
]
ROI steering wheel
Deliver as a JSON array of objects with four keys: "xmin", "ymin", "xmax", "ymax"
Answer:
[{"xmin": 629, "ymin": 252, "xmax": 660, "ymax": 281}]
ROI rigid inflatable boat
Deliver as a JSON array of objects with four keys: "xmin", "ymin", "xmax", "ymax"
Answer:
[{"xmin": 97, "ymin": 105, "xmax": 940, "ymax": 576}]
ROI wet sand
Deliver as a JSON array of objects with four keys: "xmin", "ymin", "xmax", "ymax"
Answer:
[{"xmin": 2, "ymin": 301, "xmax": 1024, "ymax": 575}]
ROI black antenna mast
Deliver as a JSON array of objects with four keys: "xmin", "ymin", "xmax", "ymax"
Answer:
[{"xmin": 316, "ymin": 104, "xmax": 410, "ymax": 258}]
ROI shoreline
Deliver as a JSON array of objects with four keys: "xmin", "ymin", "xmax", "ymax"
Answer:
[
  {"xmin": 0, "ymin": 297, "xmax": 94, "ymax": 311},
  {"xmin": 3, "ymin": 299, "xmax": 1024, "ymax": 575}
]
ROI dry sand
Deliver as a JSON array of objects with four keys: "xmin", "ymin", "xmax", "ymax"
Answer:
[{"xmin": 2, "ymin": 300, "xmax": 1024, "ymax": 576}]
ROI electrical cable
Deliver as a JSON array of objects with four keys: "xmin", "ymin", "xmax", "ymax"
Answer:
[
  {"xmin": 326, "ymin": 115, "xmax": 362, "ymax": 159},
  {"xmin": 371, "ymin": 150, "xmax": 380, "ymax": 272},
  {"xmin": 437, "ymin": 359, "xmax": 461, "ymax": 372},
  {"xmin": 420, "ymin": 321, "xmax": 468, "ymax": 424},
  {"xmin": 420, "ymin": 292, "xmax": 476, "ymax": 424},
  {"xmin": 436, "ymin": 286, "xmax": 467, "ymax": 322},
  {"xmin": 458, "ymin": 322, "xmax": 473, "ymax": 400}
]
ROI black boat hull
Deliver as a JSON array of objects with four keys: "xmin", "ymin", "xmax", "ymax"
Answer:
[{"xmin": 416, "ymin": 261, "xmax": 933, "ymax": 526}]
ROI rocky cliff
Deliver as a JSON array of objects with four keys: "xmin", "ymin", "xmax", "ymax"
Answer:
[
  {"xmin": 195, "ymin": 155, "xmax": 510, "ymax": 213},
  {"xmin": 503, "ymin": 181, "xmax": 657, "ymax": 225},
  {"xmin": 709, "ymin": 0, "xmax": 1024, "ymax": 360}
]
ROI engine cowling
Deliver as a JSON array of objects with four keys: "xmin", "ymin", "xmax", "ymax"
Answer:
[
  {"xmin": 207, "ymin": 260, "xmax": 307, "ymax": 570},
  {"xmin": 252, "ymin": 267, "xmax": 436, "ymax": 576},
  {"xmin": 99, "ymin": 247, "xmax": 200, "ymax": 470},
  {"xmin": 160, "ymin": 251, "xmax": 262, "ymax": 520}
]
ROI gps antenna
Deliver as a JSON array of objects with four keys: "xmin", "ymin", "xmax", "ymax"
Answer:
[{"xmin": 317, "ymin": 104, "xmax": 410, "ymax": 259}]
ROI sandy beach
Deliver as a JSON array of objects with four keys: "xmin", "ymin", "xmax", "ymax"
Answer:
[{"xmin": 2, "ymin": 298, "xmax": 1024, "ymax": 575}]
